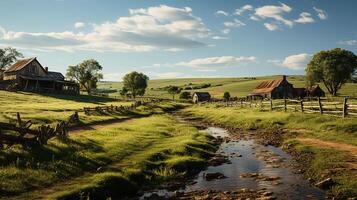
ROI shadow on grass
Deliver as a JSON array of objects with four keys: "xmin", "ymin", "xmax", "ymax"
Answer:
[{"xmin": 39, "ymin": 93, "xmax": 119, "ymax": 105}]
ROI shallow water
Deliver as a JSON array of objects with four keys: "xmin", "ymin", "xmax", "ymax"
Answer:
[{"xmin": 141, "ymin": 126, "xmax": 325, "ymax": 200}]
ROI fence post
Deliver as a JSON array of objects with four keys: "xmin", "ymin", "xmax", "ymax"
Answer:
[
  {"xmin": 342, "ymin": 97, "xmax": 348, "ymax": 118},
  {"xmin": 240, "ymin": 100, "xmax": 243, "ymax": 108},
  {"xmin": 270, "ymin": 99, "xmax": 273, "ymax": 110},
  {"xmin": 284, "ymin": 97, "xmax": 287, "ymax": 112},
  {"xmin": 318, "ymin": 97, "xmax": 323, "ymax": 114},
  {"xmin": 17, "ymin": 112, "xmax": 22, "ymax": 126},
  {"xmin": 300, "ymin": 100, "xmax": 304, "ymax": 113}
]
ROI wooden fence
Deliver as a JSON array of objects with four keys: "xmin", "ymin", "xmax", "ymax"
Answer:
[
  {"xmin": 0, "ymin": 112, "xmax": 79, "ymax": 148},
  {"xmin": 201, "ymin": 97, "xmax": 357, "ymax": 118},
  {"xmin": 83, "ymin": 100, "xmax": 158, "ymax": 115}
]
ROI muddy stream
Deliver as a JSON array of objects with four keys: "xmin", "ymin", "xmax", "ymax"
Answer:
[{"xmin": 139, "ymin": 116, "xmax": 325, "ymax": 200}]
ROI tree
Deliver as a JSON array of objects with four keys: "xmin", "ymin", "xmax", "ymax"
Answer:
[
  {"xmin": 0, "ymin": 47, "xmax": 23, "ymax": 70},
  {"xmin": 223, "ymin": 92, "xmax": 231, "ymax": 101},
  {"xmin": 167, "ymin": 86, "xmax": 182, "ymax": 101},
  {"xmin": 122, "ymin": 71, "xmax": 149, "ymax": 99},
  {"xmin": 66, "ymin": 59, "xmax": 103, "ymax": 94},
  {"xmin": 179, "ymin": 91, "xmax": 191, "ymax": 99},
  {"xmin": 120, "ymin": 87, "xmax": 128, "ymax": 97},
  {"xmin": 306, "ymin": 48, "xmax": 357, "ymax": 96}
]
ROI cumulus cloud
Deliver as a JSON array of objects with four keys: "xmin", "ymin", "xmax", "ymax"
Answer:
[
  {"xmin": 224, "ymin": 19, "xmax": 246, "ymax": 28},
  {"xmin": 74, "ymin": 22, "xmax": 85, "ymax": 28},
  {"xmin": 269, "ymin": 53, "xmax": 311, "ymax": 70},
  {"xmin": 0, "ymin": 5, "xmax": 211, "ymax": 52},
  {"xmin": 294, "ymin": 12, "xmax": 314, "ymax": 24},
  {"xmin": 212, "ymin": 36, "xmax": 228, "ymax": 40},
  {"xmin": 176, "ymin": 56, "xmax": 256, "ymax": 69},
  {"xmin": 264, "ymin": 23, "xmax": 279, "ymax": 31},
  {"xmin": 313, "ymin": 7, "xmax": 328, "ymax": 20},
  {"xmin": 254, "ymin": 3, "xmax": 293, "ymax": 28},
  {"xmin": 235, "ymin": 5, "xmax": 253, "ymax": 15},
  {"xmin": 215, "ymin": 10, "xmax": 229, "ymax": 16}
]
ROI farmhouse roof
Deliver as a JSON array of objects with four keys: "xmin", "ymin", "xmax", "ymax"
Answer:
[
  {"xmin": 5, "ymin": 57, "xmax": 37, "ymax": 72},
  {"xmin": 307, "ymin": 85, "xmax": 323, "ymax": 93},
  {"xmin": 193, "ymin": 92, "xmax": 211, "ymax": 98},
  {"xmin": 251, "ymin": 78, "xmax": 285, "ymax": 94},
  {"xmin": 47, "ymin": 71, "xmax": 65, "ymax": 80}
]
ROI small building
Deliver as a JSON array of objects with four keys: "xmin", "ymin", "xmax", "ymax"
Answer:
[
  {"xmin": 1, "ymin": 57, "xmax": 79, "ymax": 95},
  {"xmin": 306, "ymin": 85, "xmax": 325, "ymax": 97},
  {"xmin": 192, "ymin": 92, "xmax": 211, "ymax": 103},
  {"xmin": 249, "ymin": 75, "xmax": 295, "ymax": 99}
]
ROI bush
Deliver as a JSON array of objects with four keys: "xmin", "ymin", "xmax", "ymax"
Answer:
[{"xmin": 180, "ymin": 91, "xmax": 191, "ymax": 99}]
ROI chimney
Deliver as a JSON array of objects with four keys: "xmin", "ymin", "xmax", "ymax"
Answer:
[
  {"xmin": 45, "ymin": 67, "xmax": 48, "ymax": 73},
  {"xmin": 282, "ymin": 75, "xmax": 286, "ymax": 80}
]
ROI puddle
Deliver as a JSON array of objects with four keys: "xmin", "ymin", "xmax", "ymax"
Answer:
[{"xmin": 140, "ymin": 126, "xmax": 325, "ymax": 200}]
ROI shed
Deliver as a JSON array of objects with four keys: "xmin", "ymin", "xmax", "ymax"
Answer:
[
  {"xmin": 192, "ymin": 92, "xmax": 211, "ymax": 103},
  {"xmin": 306, "ymin": 85, "xmax": 325, "ymax": 97},
  {"xmin": 249, "ymin": 75, "xmax": 295, "ymax": 99}
]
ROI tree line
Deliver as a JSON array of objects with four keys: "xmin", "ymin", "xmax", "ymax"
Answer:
[{"xmin": 1, "ymin": 47, "xmax": 356, "ymax": 97}]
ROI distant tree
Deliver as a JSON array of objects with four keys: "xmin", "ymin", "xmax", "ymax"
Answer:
[
  {"xmin": 223, "ymin": 92, "xmax": 231, "ymax": 101},
  {"xmin": 119, "ymin": 87, "xmax": 128, "ymax": 97},
  {"xmin": 0, "ymin": 47, "xmax": 23, "ymax": 70},
  {"xmin": 66, "ymin": 59, "xmax": 103, "ymax": 95},
  {"xmin": 179, "ymin": 91, "xmax": 191, "ymax": 99},
  {"xmin": 122, "ymin": 71, "xmax": 149, "ymax": 99},
  {"xmin": 167, "ymin": 86, "xmax": 182, "ymax": 101},
  {"xmin": 306, "ymin": 48, "xmax": 357, "ymax": 96}
]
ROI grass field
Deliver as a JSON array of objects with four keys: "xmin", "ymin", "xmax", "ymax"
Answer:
[
  {"xmin": 0, "ymin": 103, "xmax": 216, "ymax": 199},
  {"xmin": 0, "ymin": 91, "xmax": 135, "ymax": 126},
  {"xmin": 182, "ymin": 105, "xmax": 357, "ymax": 198},
  {"xmin": 98, "ymin": 75, "xmax": 357, "ymax": 99}
]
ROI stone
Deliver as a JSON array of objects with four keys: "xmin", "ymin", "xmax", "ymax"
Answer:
[{"xmin": 204, "ymin": 172, "xmax": 226, "ymax": 181}]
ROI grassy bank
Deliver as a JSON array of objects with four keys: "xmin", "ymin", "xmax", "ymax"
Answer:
[
  {"xmin": 0, "ymin": 112, "xmax": 216, "ymax": 199},
  {"xmin": 182, "ymin": 105, "xmax": 357, "ymax": 198}
]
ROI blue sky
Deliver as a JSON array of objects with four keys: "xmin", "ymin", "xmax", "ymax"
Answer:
[{"xmin": 1, "ymin": 0, "xmax": 357, "ymax": 81}]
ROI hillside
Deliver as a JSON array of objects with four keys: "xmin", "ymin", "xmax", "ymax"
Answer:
[{"xmin": 98, "ymin": 75, "xmax": 357, "ymax": 98}]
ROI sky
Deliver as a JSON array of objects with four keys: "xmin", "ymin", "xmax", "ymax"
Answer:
[{"xmin": 0, "ymin": 0, "xmax": 357, "ymax": 81}]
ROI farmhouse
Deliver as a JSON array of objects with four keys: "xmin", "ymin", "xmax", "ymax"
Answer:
[
  {"xmin": 1, "ymin": 57, "xmax": 79, "ymax": 95},
  {"xmin": 249, "ymin": 76, "xmax": 295, "ymax": 99},
  {"xmin": 193, "ymin": 92, "xmax": 211, "ymax": 103}
]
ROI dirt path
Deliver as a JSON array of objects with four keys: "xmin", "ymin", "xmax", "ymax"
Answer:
[{"xmin": 297, "ymin": 137, "xmax": 357, "ymax": 170}]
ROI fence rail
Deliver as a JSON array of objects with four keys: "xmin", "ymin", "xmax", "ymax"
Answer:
[
  {"xmin": 0, "ymin": 112, "xmax": 79, "ymax": 148},
  {"xmin": 200, "ymin": 97, "xmax": 357, "ymax": 118}
]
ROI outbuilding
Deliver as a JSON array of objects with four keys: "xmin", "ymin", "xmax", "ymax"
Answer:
[{"xmin": 192, "ymin": 92, "xmax": 211, "ymax": 103}]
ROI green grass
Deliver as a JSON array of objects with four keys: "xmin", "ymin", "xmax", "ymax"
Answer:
[
  {"xmin": 0, "ymin": 114, "xmax": 216, "ymax": 199},
  {"xmin": 183, "ymin": 105, "xmax": 357, "ymax": 145},
  {"xmin": 0, "ymin": 91, "xmax": 136, "ymax": 126},
  {"xmin": 285, "ymin": 140, "xmax": 357, "ymax": 199},
  {"xmin": 98, "ymin": 75, "xmax": 357, "ymax": 98}
]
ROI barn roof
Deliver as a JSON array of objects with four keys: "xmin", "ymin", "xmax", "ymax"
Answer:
[
  {"xmin": 251, "ymin": 78, "xmax": 285, "ymax": 94},
  {"xmin": 5, "ymin": 57, "xmax": 36, "ymax": 72},
  {"xmin": 307, "ymin": 85, "xmax": 324, "ymax": 93},
  {"xmin": 193, "ymin": 92, "xmax": 211, "ymax": 98}
]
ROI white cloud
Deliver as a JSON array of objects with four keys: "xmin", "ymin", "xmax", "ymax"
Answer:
[
  {"xmin": 235, "ymin": 5, "xmax": 253, "ymax": 15},
  {"xmin": 224, "ymin": 19, "xmax": 246, "ymax": 28},
  {"xmin": 264, "ymin": 23, "xmax": 279, "ymax": 31},
  {"xmin": 74, "ymin": 22, "xmax": 85, "ymax": 28},
  {"xmin": 221, "ymin": 29, "xmax": 230, "ymax": 34},
  {"xmin": 215, "ymin": 10, "xmax": 229, "ymax": 16},
  {"xmin": 339, "ymin": 40, "xmax": 357, "ymax": 46},
  {"xmin": 254, "ymin": 3, "xmax": 293, "ymax": 27},
  {"xmin": 281, "ymin": 53, "xmax": 311, "ymax": 70},
  {"xmin": 212, "ymin": 36, "xmax": 228, "ymax": 40},
  {"xmin": 176, "ymin": 56, "xmax": 256, "ymax": 69},
  {"xmin": 250, "ymin": 15, "xmax": 260, "ymax": 21},
  {"xmin": 313, "ymin": 7, "xmax": 328, "ymax": 20},
  {"xmin": 268, "ymin": 53, "xmax": 311, "ymax": 70},
  {"xmin": 0, "ymin": 5, "xmax": 211, "ymax": 52},
  {"xmin": 294, "ymin": 12, "xmax": 314, "ymax": 24}
]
